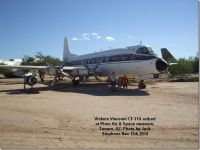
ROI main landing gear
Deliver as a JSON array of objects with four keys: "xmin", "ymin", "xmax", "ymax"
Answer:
[
  {"xmin": 72, "ymin": 77, "xmax": 80, "ymax": 86},
  {"xmin": 138, "ymin": 80, "xmax": 146, "ymax": 89},
  {"xmin": 38, "ymin": 70, "xmax": 45, "ymax": 83}
]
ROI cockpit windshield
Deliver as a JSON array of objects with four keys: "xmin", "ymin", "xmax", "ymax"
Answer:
[
  {"xmin": 136, "ymin": 47, "xmax": 149, "ymax": 54},
  {"xmin": 136, "ymin": 47, "xmax": 157, "ymax": 56},
  {"xmin": 147, "ymin": 47, "xmax": 157, "ymax": 56}
]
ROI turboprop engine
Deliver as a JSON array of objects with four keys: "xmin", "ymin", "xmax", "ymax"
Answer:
[
  {"xmin": 46, "ymin": 66, "xmax": 56, "ymax": 75},
  {"xmin": 24, "ymin": 75, "xmax": 37, "ymax": 86},
  {"xmin": 69, "ymin": 68, "xmax": 89, "ymax": 77},
  {"xmin": 69, "ymin": 64, "xmax": 101, "ymax": 82}
]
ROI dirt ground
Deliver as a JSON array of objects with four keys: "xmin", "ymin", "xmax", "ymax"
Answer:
[{"xmin": 0, "ymin": 78, "xmax": 198, "ymax": 148}]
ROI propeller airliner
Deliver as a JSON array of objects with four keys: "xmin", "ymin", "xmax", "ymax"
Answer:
[{"xmin": 0, "ymin": 37, "xmax": 176, "ymax": 89}]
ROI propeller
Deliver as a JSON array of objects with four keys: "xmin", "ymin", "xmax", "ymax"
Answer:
[
  {"xmin": 83, "ymin": 63, "xmax": 101, "ymax": 82},
  {"xmin": 50, "ymin": 67, "xmax": 68, "ymax": 87},
  {"xmin": 49, "ymin": 37, "xmax": 71, "ymax": 87}
]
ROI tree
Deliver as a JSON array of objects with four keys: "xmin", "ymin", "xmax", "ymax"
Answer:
[
  {"xmin": 21, "ymin": 56, "xmax": 35, "ymax": 65},
  {"xmin": 21, "ymin": 52, "xmax": 63, "ymax": 66},
  {"xmin": 192, "ymin": 56, "xmax": 199, "ymax": 73}
]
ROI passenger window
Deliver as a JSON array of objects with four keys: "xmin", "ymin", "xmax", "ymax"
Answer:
[
  {"xmin": 106, "ymin": 56, "xmax": 111, "ymax": 62},
  {"xmin": 121, "ymin": 55, "xmax": 127, "ymax": 61},
  {"xmin": 129, "ymin": 54, "xmax": 135, "ymax": 60},
  {"xmin": 97, "ymin": 57, "xmax": 101, "ymax": 63},
  {"xmin": 92, "ymin": 58, "xmax": 96, "ymax": 64},
  {"xmin": 110, "ymin": 55, "xmax": 119, "ymax": 62},
  {"xmin": 101, "ymin": 57, "xmax": 106, "ymax": 63}
]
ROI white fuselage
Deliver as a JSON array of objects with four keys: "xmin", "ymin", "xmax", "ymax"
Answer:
[
  {"xmin": 66, "ymin": 45, "xmax": 161, "ymax": 77},
  {"xmin": 93, "ymin": 59, "xmax": 158, "ymax": 76}
]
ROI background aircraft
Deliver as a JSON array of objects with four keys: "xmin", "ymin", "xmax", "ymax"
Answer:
[
  {"xmin": 0, "ymin": 59, "xmax": 24, "ymax": 77},
  {"xmin": 0, "ymin": 37, "xmax": 176, "ymax": 89}
]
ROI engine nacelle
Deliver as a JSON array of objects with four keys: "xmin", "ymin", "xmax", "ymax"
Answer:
[
  {"xmin": 69, "ymin": 68, "xmax": 88, "ymax": 77},
  {"xmin": 46, "ymin": 66, "xmax": 56, "ymax": 75},
  {"xmin": 25, "ymin": 75, "xmax": 38, "ymax": 86}
]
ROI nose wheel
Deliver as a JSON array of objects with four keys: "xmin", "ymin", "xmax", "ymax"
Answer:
[{"xmin": 138, "ymin": 80, "xmax": 146, "ymax": 89}]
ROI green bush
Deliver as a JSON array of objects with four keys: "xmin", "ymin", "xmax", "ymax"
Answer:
[{"xmin": 170, "ymin": 56, "xmax": 199, "ymax": 77}]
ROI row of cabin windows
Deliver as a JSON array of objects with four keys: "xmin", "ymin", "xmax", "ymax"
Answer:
[{"xmin": 68, "ymin": 54, "xmax": 154, "ymax": 66}]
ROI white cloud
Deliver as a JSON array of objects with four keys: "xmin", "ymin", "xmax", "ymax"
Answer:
[
  {"xmin": 91, "ymin": 32, "xmax": 98, "ymax": 36},
  {"xmin": 72, "ymin": 37, "xmax": 78, "ymax": 41},
  {"xmin": 105, "ymin": 36, "xmax": 115, "ymax": 41},
  {"xmin": 83, "ymin": 37, "xmax": 90, "ymax": 40},
  {"xmin": 72, "ymin": 37, "xmax": 90, "ymax": 41},
  {"xmin": 72, "ymin": 32, "xmax": 102, "ymax": 41},
  {"xmin": 82, "ymin": 33, "xmax": 88, "ymax": 36},
  {"xmin": 95, "ymin": 36, "xmax": 101, "ymax": 39}
]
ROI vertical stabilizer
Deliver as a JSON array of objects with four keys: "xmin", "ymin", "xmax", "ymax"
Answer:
[
  {"xmin": 161, "ymin": 48, "xmax": 176, "ymax": 63},
  {"xmin": 63, "ymin": 37, "xmax": 70, "ymax": 63}
]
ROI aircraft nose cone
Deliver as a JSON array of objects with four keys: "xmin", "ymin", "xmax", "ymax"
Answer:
[{"xmin": 156, "ymin": 58, "xmax": 169, "ymax": 72}]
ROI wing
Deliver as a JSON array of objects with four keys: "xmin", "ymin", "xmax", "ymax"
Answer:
[
  {"xmin": 0, "ymin": 65, "xmax": 49, "ymax": 70},
  {"xmin": 62, "ymin": 66, "xmax": 85, "ymax": 70},
  {"xmin": 0, "ymin": 64, "xmax": 86, "ymax": 72}
]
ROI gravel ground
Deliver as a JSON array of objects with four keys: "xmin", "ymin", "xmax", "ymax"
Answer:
[{"xmin": 0, "ymin": 78, "xmax": 198, "ymax": 148}]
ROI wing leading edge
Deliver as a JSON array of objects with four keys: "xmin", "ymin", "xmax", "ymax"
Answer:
[{"xmin": 0, "ymin": 65, "xmax": 85, "ymax": 71}]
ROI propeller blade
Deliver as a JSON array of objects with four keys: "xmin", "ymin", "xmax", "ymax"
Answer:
[
  {"xmin": 60, "ymin": 63, "xmax": 65, "ymax": 69},
  {"xmin": 92, "ymin": 63, "xmax": 100, "ymax": 72},
  {"xmin": 94, "ymin": 75, "xmax": 101, "ymax": 81},
  {"xmin": 167, "ymin": 71, "xmax": 172, "ymax": 77},
  {"xmin": 84, "ymin": 76, "xmax": 90, "ymax": 81},
  {"xmin": 50, "ymin": 75, "xmax": 57, "ymax": 87},
  {"xmin": 83, "ymin": 64, "xmax": 90, "ymax": 70},
  {"xmin": 83, "ymin": 63, "xmax": 101, "ymax": 83},
  {"xmin": 61, "ymin": 71, "xmax": 67, "ymax": 76}
]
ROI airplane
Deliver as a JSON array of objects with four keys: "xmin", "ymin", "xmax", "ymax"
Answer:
[
  {"xmin": 0, "ymin": 58, "xmax": 24, "ymax": 77},
  {"xmin": 0, "ymin": 37, "xmax": 176, "ymax": 89}
]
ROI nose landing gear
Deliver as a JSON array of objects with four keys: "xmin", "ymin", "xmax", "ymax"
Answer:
[{"xmin": 138, "ymin": 80, "xmax": 146, "ymax": 89}]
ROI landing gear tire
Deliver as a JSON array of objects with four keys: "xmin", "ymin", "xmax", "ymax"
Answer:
[
  {"xmin": 39, "ymin": 71, "xmax": 45, "ymax": 83},
  {"xmin": 72, "ymin": 78, "xmax": 80, "ymax": 86},
  {"xmin": 41, "ymin": 78, "xmax": 44, "ymax": 83},
  {"xmin": 138, "ymin": 80, "xmax": 146, "ymax": 89}
]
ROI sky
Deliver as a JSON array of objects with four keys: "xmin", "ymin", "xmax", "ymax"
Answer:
[{"xmin": 0, "ymin": 0, "xmax": 198, "ymax": 60}]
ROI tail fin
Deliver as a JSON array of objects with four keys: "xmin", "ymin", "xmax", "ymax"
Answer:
[
  {"xmin": 63, "ymin": 37, "xmax": 71, "ymax": 64},
  {"xmin": 161, "ymin": 48, "xmax": 176, "ymax": 63}
]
